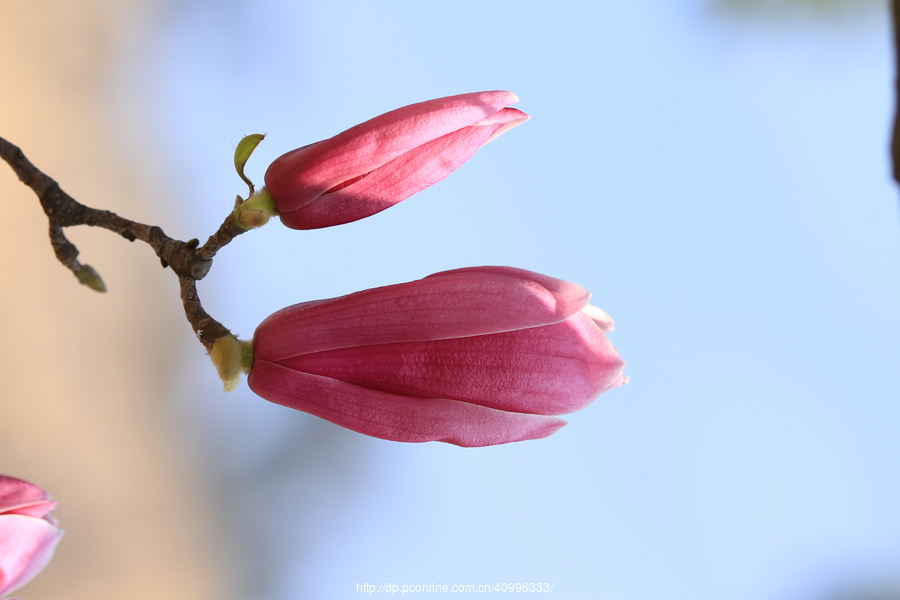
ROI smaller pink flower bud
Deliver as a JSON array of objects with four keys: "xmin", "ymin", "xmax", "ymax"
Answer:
[
  {"xmin": 0, "ymin": 476, "xmax": 63, "ymax": 598},
  {"xmin": 263, "ymin": 91, "xmax": 529, "ymax": 229},
  {"xmin": 247, "ymin": 267, "xmax": 627, "ymax": 447}
]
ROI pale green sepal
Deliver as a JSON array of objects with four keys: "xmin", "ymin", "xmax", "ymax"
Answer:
[
  {"xmin": 233, "ymin": 187, "xmax": 276, "ymax": 231},
  {"xmin": 238, "ymin": 338, "xmax": 254, "ymax": 374},
  {"xmin": 243, "ymin": 186, "xmax": 276, "ymax": 213},
  {"xmin": 234, "ymin": 133, "xmax": 266, "ymax": 197},
  {"xmin": 76, "ymin": 264, "xmax": 107, "ymax": 293},
  {"xmin": 209, "ymin": 335, "xmax": 243, "ymax": 392}
]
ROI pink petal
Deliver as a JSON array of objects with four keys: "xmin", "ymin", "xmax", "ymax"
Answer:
[
  {"xmin": 582, "ymin": 304, "xmax": 615, "ymax": 332},
  {"xmin": 0, "ymin": 515, "xmax": 63, "ymax": 597},
  {"xmin": 476, "ymin": 107, "xmax": 532, "ymax": 144},
  {"xmin": 608, "ymin": 373, "xmax": 630, "ymax": 388},
  {"xmin": 248, "ymin": 360, "xmax": 566, "ymax": 447},
  {"xmin": 424, "ymin": 266, "xmax": 586, "ymax": 301},
  {"xmin": 0, "ymin": 477, "xmax": 51, "ymax": 516},
  {"xmin": 1, "ymin": 501, "xmax": 57, "ymax": 519},
  {"xmin": 276, "ymin": 311, "xmax": 626, "ymax": 416},
  {"xmin": 265, "ymin": 91, "xmax": 520, "ymax": 212},
  {"xmin": 254, "ymin": 267, "xmax": 590, "ymax": 362},
  {"xmin": 280, "ymin": 110, "xmax": 527, "ymax": 230}
]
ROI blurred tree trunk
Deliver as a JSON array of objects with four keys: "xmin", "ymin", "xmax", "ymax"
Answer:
[
  {"xmin": 0, "ymin": 2, "xmax": 227, "ymax": 599},
  {"xmin": 891, "ymin": 0, "xmax": 900, "ymax": 187}
]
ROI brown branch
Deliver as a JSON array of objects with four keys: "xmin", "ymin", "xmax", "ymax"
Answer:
[
  {"xmin": 0, "ymin": 136, "xmax": 213, "ymax": 281},
  {"xmin": 179, "ymin": 277, "xmax": 233, "ymax": 350},
  {"xmin": 198, "ymin": 209, "xmax": 248, "ymax": 261},
  {"xmin": 1, "ymin": 134, "xmax": 239, "ymax": 351}
]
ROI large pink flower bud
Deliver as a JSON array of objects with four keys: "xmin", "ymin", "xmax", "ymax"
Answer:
[
  {"xmin": 0, "ymin": 476, "xmax": 63, "ymax": 598},
  {"xmin": 247, "ymin": 267, "xmax": 627, "ymax": 447},
  {"xmin": 263, "ymin": 91, "xmax": 529, "ymax": 230}
]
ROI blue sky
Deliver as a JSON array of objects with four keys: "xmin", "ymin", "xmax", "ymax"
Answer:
[{"xmin": 111, "ymin": 2, "xmax": 900, "ymax": 598}]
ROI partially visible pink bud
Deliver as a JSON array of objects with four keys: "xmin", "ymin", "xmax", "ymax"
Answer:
[
  {"xmin": 0, "ymin": 476, "xmax": 63, "ymax": 598},
  {"xmin": 247, "ymin": 267, "xmax": 627, "ymax": 447},
  {"xmin": 264, "ymin": 91, "xmax": 529, "ymax": 229}
]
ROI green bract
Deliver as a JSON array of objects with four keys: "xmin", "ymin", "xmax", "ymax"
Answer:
[{"xmin": 233, "ymin": 133, "xmax": 266, "ymax": 198}]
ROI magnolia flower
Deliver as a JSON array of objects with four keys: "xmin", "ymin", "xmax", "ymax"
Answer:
[
  {"xmin": 247, "ymin": 267, "xmax": 627, "ymax": 447},
  {"xmin": 0, "ymin": 476, "xmax": 62, "ymax": 599},
  {"xmin": 262, "ymin": 91, "xmax": 529, "ymax": 229}
]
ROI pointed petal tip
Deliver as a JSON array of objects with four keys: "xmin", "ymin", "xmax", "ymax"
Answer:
[
  {"xmin": 480, "ymin": 109, "xmax": 530, "ymax": 145},
  {"xmin": 610, "ymin": 373, "xmax": 630, "ymax": 389},
  {"xmin": 582, "ymin": 304, "xmax": 615, "ymax": 332},
  {"xmin": 549, "ymin": 281, "xmax": 591, "ymax": 321}
]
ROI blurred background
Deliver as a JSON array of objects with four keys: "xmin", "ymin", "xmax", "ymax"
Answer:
[{"xmin": 1, "ymin": 0, "xmax": 898, "ymax": 599}]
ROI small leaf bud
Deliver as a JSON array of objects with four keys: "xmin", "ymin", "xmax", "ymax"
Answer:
[{"xmin": 76, "ymin": 264, "xmax": 107, "ymax": 293}]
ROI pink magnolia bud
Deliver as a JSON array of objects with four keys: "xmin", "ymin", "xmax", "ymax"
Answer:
[
  {"xmin": 248, "ymin": 267, "xmax": 627, "ymax": 447},
  {"xmin": 0, "ymin": 476, "xmax": 63, "ymax": 598},
  {"xmin": 263, "ymin": 91, "xmax": 529, "ymax": 230}
]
